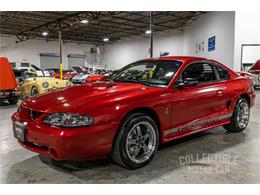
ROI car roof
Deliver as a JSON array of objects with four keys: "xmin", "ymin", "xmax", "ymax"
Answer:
[{"xmin": 141, "ymin": 56, "xmax": 209, "ymax": 63}]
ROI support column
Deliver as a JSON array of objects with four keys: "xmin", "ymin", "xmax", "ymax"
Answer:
[
  {"xmin": 150, "ymin": 11, "xmax": 153, "ymax": 58},
  {"xmin": 59, "ymin": 24, "xmax": 63, "ymax": 80}
]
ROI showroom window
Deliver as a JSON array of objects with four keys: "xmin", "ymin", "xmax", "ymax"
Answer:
[
  {"xmin": 215, "ymin": 65, "xmax": 230, "ymax": 80},
  {"xmin": 20, "ymin": 62, "xmax": 30, "ymax": 67},
  {"xmin": 181, "ymin": 63, "xmax": 217, "ymax": 83}
]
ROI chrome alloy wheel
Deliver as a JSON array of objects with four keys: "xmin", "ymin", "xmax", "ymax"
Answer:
[
  {"xmin": 126, "ymin": 121, "xmax": 157, "ymax": 164},
  {"xmin": 237, "ymin": 100, "xmax": 250, "ymax": 129}
]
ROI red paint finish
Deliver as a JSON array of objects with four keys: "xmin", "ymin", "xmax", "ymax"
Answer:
[
  {"xmin": 85, "ymin": 75, "xmax": 109, "ymax": 83},
  {"xmin": 52, "ymin": 73, "xmax": 76, "ymax": 80},
  {"xmin": 12, "ymin": 56, "xmax": 256, "ymax": 160},
  {"xmin": 249, "ymin": 60, "xmax": 260, "ymax": 75},
  {"xmin": 0, "ymin": 57, "xmax": 17, "ymax": 90}
]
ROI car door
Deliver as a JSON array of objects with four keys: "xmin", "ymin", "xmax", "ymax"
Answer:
[{"xmin": 168, "ymin": 62, "xmax": 229, "ymax": 136}]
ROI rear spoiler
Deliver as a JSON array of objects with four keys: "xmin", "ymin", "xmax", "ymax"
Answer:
[{"xmin": 236, "ymin": 71, "xmax": 252, "ymax": 77}]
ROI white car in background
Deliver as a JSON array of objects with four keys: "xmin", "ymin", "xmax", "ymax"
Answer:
[
  {"xmin": 71, "ymin": 66, "xmax": 91, "ymax": 84},
  {"xmin": 14, "ymin": 67, "xmax": 36, "ymax": 74}
]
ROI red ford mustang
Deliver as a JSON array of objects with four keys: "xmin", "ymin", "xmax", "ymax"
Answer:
[{"xmin": 12, "ymin": 56, "xmax": 256, "ymax": 169}]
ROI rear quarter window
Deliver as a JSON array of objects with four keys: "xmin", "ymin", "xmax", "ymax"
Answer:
[{"xmin": 216, "ymin": 65, "xmax": 230, "ymax": 80}]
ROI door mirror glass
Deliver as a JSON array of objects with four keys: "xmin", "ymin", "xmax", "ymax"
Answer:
[{"xmin": 176, "ymin": 78, "xmax": 199, "ymax": 88}]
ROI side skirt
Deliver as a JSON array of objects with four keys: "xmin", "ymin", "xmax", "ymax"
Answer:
[{"xmin": 162, "ymin": 117, "xmax": 231, "ymax": 143}]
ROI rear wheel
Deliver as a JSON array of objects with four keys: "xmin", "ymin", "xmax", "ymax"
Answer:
[
  {"xmin": 223, "ymin": 98, "xmax": 250, "ymax": 132},
  {"xmin": 31, "ymin": 87, "xmax": 39, "ymax": 96},
  {"xmin": 111, "ymin": 113, "xmax": 159, "ymax": 169}
]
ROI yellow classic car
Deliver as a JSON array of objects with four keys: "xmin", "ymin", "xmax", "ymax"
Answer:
[{"xmin": 20, "ymin": 71, "xmax": 71, "ymax": 97}]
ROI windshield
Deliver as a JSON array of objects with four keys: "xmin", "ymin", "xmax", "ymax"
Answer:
[{"xmin": 109, "ymin": 60, "xmax": 182, "ymax": 87}]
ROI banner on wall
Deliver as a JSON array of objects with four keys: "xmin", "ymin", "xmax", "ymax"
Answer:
[{"xmin": 196, "ymin": 41, "xmax": 204, "ymax": 54}]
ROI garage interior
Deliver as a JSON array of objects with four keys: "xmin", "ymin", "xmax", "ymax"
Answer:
[{"xmin": 0, "ymin": 11, "xmax": 260, "ymax": 183}]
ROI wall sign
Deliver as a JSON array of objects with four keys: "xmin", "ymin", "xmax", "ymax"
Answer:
[
  {"xmin": 208, "ymin": 36, "xmax": 216, "ymax": 52},
  {"xmin": 160, "ymin": 52, "xmax": 170, "ymax": 56}
]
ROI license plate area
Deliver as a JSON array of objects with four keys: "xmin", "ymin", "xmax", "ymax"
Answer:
[{"xmin": 13, "ymin": 122, "xmax": 27, "ymax": 143}]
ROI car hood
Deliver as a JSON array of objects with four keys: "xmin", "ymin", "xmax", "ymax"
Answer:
[
  {"xmin": 22, "ymin": 82, "xmax": 159, "ymax": 113},
  {"xmin": 250, "ymin": 60, "xmax": 260, "ymax": 71}
]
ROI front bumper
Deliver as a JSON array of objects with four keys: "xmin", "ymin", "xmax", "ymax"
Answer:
[
  {"xmin": 12, "ymin": 112, "xmax": 119, "ymax": 160},
  {"xmin": 0, "ymin": 90, "xmax": 20, "ymax": 99},
  {"xmin": 252, "ymin": 74, "xmax": 260, "ymax": 86}
]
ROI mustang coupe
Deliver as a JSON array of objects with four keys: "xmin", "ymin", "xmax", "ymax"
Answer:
[{"xmin": 12, "ymin": 56, "xmax": 255, "ymax": 169}]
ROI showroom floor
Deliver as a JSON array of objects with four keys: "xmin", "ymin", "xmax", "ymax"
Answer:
[{"xmin": 0, "ymin": 91, "xmax": 260, "ymax": 184}]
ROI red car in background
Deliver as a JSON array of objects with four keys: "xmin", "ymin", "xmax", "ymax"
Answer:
[
  {"xmin": 52, "ymin": 70, "xmax": 77, "ymax": 81},
  {"xmin": 85, "ymin": 75, "xmax": 110, "ymax": 83},
  {"xmin": 12, "ymin": 56, "xmax": 255, "ymax": 169},
  {"xmin": 249, "ymin": 60, "xmax": 260, "ymax": 88},
  {"xmin": 0, "ymin": 57, "xmax": 20, "ymax": 105}
]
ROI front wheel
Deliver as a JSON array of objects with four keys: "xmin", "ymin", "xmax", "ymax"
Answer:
[
  {"xmin": 31, "ymin": 87, "xmax": 39, "ymax": 96},
  {"xmin": 111, "ymin": 113, "xmax": 159, "ymax": 169},
  {"xmin": 8, "ymin": 97, "xmax": 19, "ymax": 105},
  {"xmin": 224, "ymin": 98, "xmax": 250, "ymax": 132}
]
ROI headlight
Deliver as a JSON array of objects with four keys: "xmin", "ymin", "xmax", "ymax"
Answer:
[
  {"xmin": 43, "ymin": 113, "xmax": 93, "ymax": 127},
  {"xmin": 42, "ymin": 81, "xmax": 49, "ymax": 88}
]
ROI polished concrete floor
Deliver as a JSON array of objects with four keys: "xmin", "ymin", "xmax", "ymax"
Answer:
[{"xmin": 1, "ymin": 91, "xmax": 260, "ymax": 184}]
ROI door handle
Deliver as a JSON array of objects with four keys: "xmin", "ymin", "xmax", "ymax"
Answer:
[{"xmin": 216, "ymin": 90, "xmax": 223, "ymax": 96}]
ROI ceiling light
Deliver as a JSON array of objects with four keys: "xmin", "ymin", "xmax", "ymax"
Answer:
[
  {"xmin": 42, "ymin": 32, "xmax": 48, "ymax": 36},
  {"xmin": 103, "ymin": 38, "xmax": 109, "ymax": 42},
  {"xmin": 145, "ymin": 30, "xmax": 152, "ymax": 34},
  {"xmin": 80, "ymin": 19, "xmax": 88, "ymax": 24}
]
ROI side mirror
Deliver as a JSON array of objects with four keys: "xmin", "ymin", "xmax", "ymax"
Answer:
[{"xmin": 176, "ymin": 78, "xmax": 199, "ymax": 88}]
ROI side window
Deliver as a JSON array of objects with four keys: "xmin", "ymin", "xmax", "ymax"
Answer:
[
  {"xmin": 181, "ymin": 63, "xmax": 217, "ymax": 83},
  {"xmin": 215, "ymin": 65, "xmax": 230, "ymax": 80}
]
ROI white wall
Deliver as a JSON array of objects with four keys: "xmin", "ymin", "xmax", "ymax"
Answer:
[
  {"xmin": 234, "ymin": 12, "xmax": 260, "ymax": 71},
  {"xmin": 0, "ymin": 12, "xmax": 237, "ymax": 71},
  {"xmin": 102, "ymin": 11, "xmax": 235, "ymax": 70},
  {"xmin": 183, "ymin": 11, "xmax": 235, "ymax": 68},
  {"xmin": 102, "ymin": 32, "xmax": 184, "ymax": 70},
  {"xmin": 0, "ymin": 36, "xmax": 94, "ymax": 70}
]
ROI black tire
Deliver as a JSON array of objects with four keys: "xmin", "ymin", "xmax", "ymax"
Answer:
[
  {"xmin": 8, "ymin": 97, "xmax": 19, "ymax": 105},
  {"xmin": 31, "ymin": 87, "xmax": 39, "ymax": 96},
  {"xmin": 111, "ymin": 113, "xmax": 159, "ymax": 169},
  {"xmin": 223, "ymin": 98, "xmax": 250, "ymax": 132}
]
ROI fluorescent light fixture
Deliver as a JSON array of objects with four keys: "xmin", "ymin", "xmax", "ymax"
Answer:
[
  {"xmin": 145, "ymin": 30, "xmax": 152, "ymax": 34},
  {"xmin": 80, "ymin": 19, "xmax": 88, "ymax": 24},
  {"xmin": 103, "ymin": 38, "xmax": 109, "ymax": 42},
  {"xmin": 42, "ymin": 32, "xmax": 48, "ymax": 36}
]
